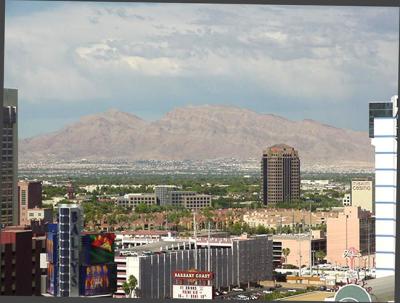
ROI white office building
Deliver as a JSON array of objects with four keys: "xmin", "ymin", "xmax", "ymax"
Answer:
[{"xmin": 369, "ymin": 95, "xmax": 398, "ymax": 278}]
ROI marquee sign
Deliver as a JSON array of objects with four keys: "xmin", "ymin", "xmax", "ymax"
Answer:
[
  {"xmin": 173, "ymin": 271, "xmax": 214, "ymax": 281},
  {"xmin": 173, "ymin": 285, "xmax": 213, "ymax": 300}
]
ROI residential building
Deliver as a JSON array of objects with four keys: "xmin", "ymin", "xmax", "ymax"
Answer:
[
  {"xmin": 326, "ymin": 206, "xmax": 375, "ymax": 267},
  {"xmin": 261, "ymin": 144, "xmax": 300, "ymax": 205},
  {"xmin": 1, "ymin": 88, "xmax": 18, "ymax": 227},
  {"xmin": 18, "ymin": 180, "xmax": 43, "ymax": 226},
  {"xmin": 369, "ymin": 95, "xmax": 397, "ymax": 278},
  {"xmin": 351, "ymin": 178, "xmax": 374, "ymax": 213}
]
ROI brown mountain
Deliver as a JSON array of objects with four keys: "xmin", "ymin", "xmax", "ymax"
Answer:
[{"xmin": 19, "ymin": 105, "xmax": 374, "ymax": 167}]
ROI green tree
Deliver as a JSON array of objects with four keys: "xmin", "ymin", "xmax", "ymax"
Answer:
[
  {"xmin": 122, "ymin": 275, "xmax": 138, "ymax": 298},
  {"xmin": 282, "ymin": 248, "xmax": 291, "ymax": 266}
]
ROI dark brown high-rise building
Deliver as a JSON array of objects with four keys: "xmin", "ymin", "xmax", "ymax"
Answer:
[{"xmin": 261, "ymin": 144, "xmax": 300, "ymax": 205}]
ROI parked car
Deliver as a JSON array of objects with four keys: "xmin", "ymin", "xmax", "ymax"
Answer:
[
  {"xmin": 232, "ymin": 288, "xmax": 244, "ymax": 292},
  {"xmin": 263, "ymin": 290, "xmax": 273, "ymax": 294},
  {"xmin": 288, "ymin": 289, "xmax": 297, "ymax": 293}
]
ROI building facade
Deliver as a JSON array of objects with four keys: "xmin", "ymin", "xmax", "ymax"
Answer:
[
  {"xmin": 116, "ymin": 236, "xmax": 273, "ymax": 299},
  {"xmin": 369, "ymin": 95, "xmax": 397, "ymax": 278},
  {"xmin": 18, "ymin": 180, "xmax": 43, "ymax": 226},
  {"xmin": 326, "ymin": 206, "xmax": 375, "ymax": 267},
  {"xmin": 272, "ymin": 232, "xmax": 326, "ymax": 268},
  {"xmin": 53, "ymin": 204, "xmax": 83, "ymax": 297},
  {"xmin": 116, "ymin": 194, "xmax": 157, "ymax": 209},
  {"xmin": 0, "ymin": 226, "xmax": 46, "ymax": 296},
  {"xmin": 261, "ymin": 144, "xmax": 300, "ymax": 205},
  {"xmin": 1, "ymin": 88, "xmax": 18, "ymax": 227},
  {"xmin": 27, "ymin": 208, "xmax": 53, "ymax": 224}
]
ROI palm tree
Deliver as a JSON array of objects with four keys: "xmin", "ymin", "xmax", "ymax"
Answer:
[
  {"xmin": 122, "ymin": 275, "xmax": 138, "ymax": 298},
  {"xmin": 282, "ymin": 248, "xmax": 291, "ymax": 267},
  {"xmin": 315, "ymin": 250, "xmax": 326, "ymax": 275}
]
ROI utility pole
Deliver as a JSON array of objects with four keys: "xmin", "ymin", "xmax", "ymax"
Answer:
[
  {"xmin": 309, "ymin": 201, "xmax": 313, "ymax": 276},
  {"xmin": 208, "ymin": 221, "xmax": 211, "ymax": 272},
  {"xmin": 194, "ymin": 211, "xmax": 198, "ymax": 270}
]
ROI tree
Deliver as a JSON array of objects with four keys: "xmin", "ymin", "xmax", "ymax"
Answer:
[
  {"xmin": 122, "ymin": 275, "xmax": 138, "ymax": 298},
  {"xmin": 315, "ymin": 250, "xmax": 326, "ymax": 275},
  {"xmin": 315, "ymin": 250, "xmax": 326, "ymax": 264},
  {"xmin": 282, "ymin": 248, "xmax": 291, "ymax": 266}
]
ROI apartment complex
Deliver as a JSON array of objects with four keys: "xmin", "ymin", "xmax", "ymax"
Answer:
[
  {"xmin": 18, "ymin": 180, "xmax": 43, "ymax": 226},
  {"xmin": 1, "ymin": 88, "xmax": 18, "ymax": 227},
  {"xmin": 243, "ymin": 208, "xmax": 339, "ymax": 229},
  {"xmin": 326, "ymin": 206, "xmax": 375, "ymax": 267},
  {"xmin": 261, "ymin": 144, "xmax": 300, "ymax": 205},
  {"xmin": 369, "ymin": 95, "xmax": 397, "ymax": 278}
]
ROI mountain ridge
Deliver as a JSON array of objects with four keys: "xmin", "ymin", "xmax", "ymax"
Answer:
[{"xmin": 19, "ymin": 105, "xmax": 374, "ymax": 168}]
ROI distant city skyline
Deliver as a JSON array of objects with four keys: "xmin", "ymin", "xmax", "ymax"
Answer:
[{"xmin": 4, "ymin": 1, "xmax": 399, "ymax": 138}]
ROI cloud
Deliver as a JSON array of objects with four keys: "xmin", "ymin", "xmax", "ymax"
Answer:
[{"xmin": 4, "ymin": 2, "xmax": 399, "ymax": 136}]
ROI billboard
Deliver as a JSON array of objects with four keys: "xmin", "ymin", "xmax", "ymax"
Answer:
[
  {"xmin": 46, "ymin": 232, "xmax": 58, "ymax": 264},
  {"xmin": 82, "ymin": 233, "xmax": 116, "ymax": 265},
  {"xmin": 173, "ymin": 285, "xmax": 213, "ymax": 300},
  {"xmin": 80, "ymin": 264, "xmax": 117, "ymax": 296}
]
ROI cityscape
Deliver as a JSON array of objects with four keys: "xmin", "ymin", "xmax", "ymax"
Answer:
[
  {"xmin": 1, "ymin": 2, "xmax": 399, "ymax": 303},
  {"xmin": 0, "ymin": 89, "xmax": 397, "ymax": 301}
]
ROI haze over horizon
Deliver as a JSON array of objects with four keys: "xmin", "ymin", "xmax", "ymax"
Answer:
[{"xmin": 4, "ymin": 1, "xmax": 399, "ymax": 138}]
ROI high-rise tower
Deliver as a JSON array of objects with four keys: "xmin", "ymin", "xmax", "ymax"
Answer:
[
  {"xmin": 1, "ymin": 88, "xmax": 17, "ymax": 227},
  {"xmin": 261, "ymin": 144, "xmax": 300, "ymax": 205}
]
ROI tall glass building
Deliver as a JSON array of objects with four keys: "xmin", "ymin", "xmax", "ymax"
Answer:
[{"xmin": 369, "ymin": 95, "xmax": 398, "ymax": 278}]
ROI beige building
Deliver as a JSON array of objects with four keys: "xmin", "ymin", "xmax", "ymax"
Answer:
[
  {"xmin": 351, "ymin": 179, "xmax": 374, "ymax": 213},
  {"xmin": 326, "ymin": 206, "xmax": 375, "ymax": 267}
]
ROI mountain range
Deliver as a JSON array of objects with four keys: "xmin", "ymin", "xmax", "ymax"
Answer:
[{"xmin": 19, "ymin": 105, "xmax": 374, "ymax": 168}]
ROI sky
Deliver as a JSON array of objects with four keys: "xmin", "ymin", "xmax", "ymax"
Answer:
[{"xmin": 4, "ymin": 1, "xmax": 399, "ymax": 138}]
